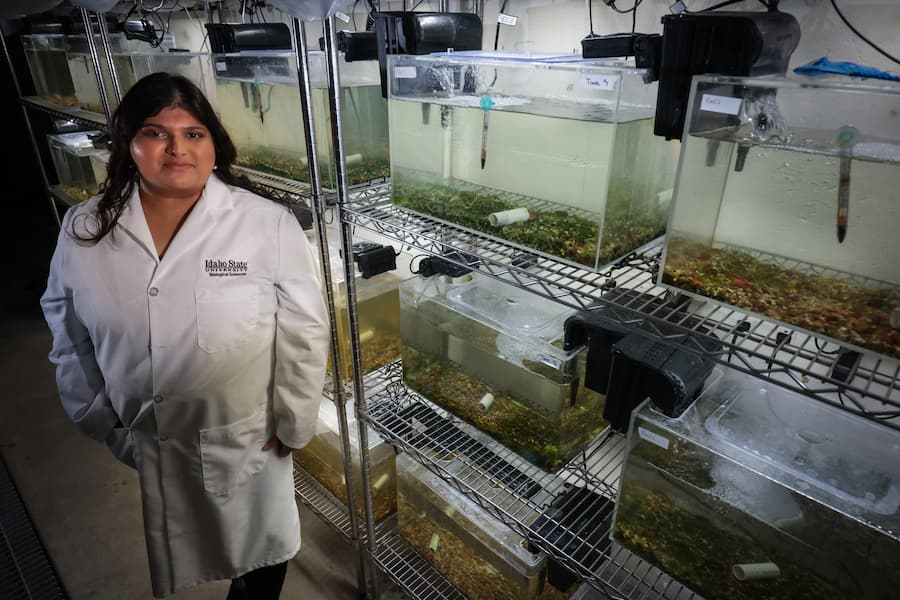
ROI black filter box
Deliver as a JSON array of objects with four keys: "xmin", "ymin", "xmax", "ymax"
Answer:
[
  {"xmin": 527, "ymin": 485, "xmax": 615, "ymax": 591},
  {"xmin": 205, "ymin": 23, "xmax": 292, "ymax": 53}
]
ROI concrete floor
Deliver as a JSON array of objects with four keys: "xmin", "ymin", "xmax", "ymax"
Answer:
[{"xmin": 0, "ymin": 303, "xmax": 400, "ymax": 600}]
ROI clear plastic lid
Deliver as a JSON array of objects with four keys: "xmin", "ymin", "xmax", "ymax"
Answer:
[
  {"xmin": 704, "ymin": 375, "xmax": 900, "ymax": 516},
  {"xmin": 446, "ymin": 275, "xmax": 571, "ymax": 339},
  {"xmin": 314, "ymin": 399, "xmax": 387, "ymax": 453},
  {"xmin": 47, "ymin": 132, "xmax": 105, "ymax": 157}
]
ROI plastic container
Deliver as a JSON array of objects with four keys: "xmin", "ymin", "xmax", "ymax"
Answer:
[
  {"xmin": 661, "ymin": 74, "xmax": 900, "ymax": 359},
  {"xmin": 400, "ymin": 273, "xmax": 607, "ymax": 472},
  {"xmin": 23, "ymin": 33, "xmax": 76, "ymax": 106},
  {"xmin": 396, "ymin": 453, "xmax": 575, "ymax": 599},
  {"xmin": 613, "ymin": 367, "xmax": 900, "ymax": 599},
  {"xmin": 212, "ymin": 50, "xmax": 388, "ymax": 188},
  {"xmin": 387, "ymin": 51, "xmax": 679, "ymax": 271},
  {"xmin": 47, "ymin": 132, "xmax": 106, "ymax": 202},
  {"xmin": 293, "ymin": 399, "xmax": 396, "ymax": 521}
]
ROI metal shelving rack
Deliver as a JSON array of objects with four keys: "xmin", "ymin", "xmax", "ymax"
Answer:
[
  {"xmin": 316, "ymin": 17, "xmax": 900, "ymax": 600},
  {"xmin": 340, "ymin": 185, "xmax": 900, "ymax": 428}
]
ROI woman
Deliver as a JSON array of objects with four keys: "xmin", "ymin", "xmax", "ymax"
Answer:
[{"xmin": 40, "ymin": 72, "xmax": 330, "ymax": 598}]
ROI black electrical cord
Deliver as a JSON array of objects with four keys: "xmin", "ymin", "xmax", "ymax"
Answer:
[
  {"xmin": 830, "ymin": 0, "xmax": 900, "ymax": 65},
  {"xmin": 494, "ymin": 0, "xmax": 510, "ymax": 51},
  {"xmin": 607, "ymin": 0, "xmax": 644, "ymax": 15}
]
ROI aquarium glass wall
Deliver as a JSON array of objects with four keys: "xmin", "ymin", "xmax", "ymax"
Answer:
[
  {"xmin": 47, "ymin": 132, "xmax": 106, "ymax": 202},
  {"xmin": 614, "ymin": 367, "xmax": 900, "ymax": 599},
  {"xmin": 400, "ymin": 273, "xmax": 607, "ymax": 472},
  {"xmin": 397, "ymin": 453, "xmax": 574, "ymax": 599},
  {"xmin": 388, "ymin": 52, "xmax": 679, "ymax": 271},
  {"xmin": 23, "ymin": 34, "xmax": 76, "ymax": 106},
  {"xmin": 212, "ymin": 51, "xmax": 388, "ymax": 187},
  {"xmin": 64, "ymin": 33, "xmax": 178, "ymax": 114},
  {"xmin": 293, "ymin": 399, "xmax": 396, "ymax": 521},
  {"xmin": 316, "ymin": 229, "xmax": 404, "ymax": 379},
  {"xmin": 662, "ymin": 74, "xmax": 900, "ymax": 359}
]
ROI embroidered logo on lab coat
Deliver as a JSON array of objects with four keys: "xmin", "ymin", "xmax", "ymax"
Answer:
[{"xmin": 204, "ymin": 259, "xmax": 249, "ymax": 277}]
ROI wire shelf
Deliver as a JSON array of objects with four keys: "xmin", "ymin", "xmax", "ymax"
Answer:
[
  {"xmin": 372, "ymin": 517, "xmax": 467, "ymax": 600},
  {"xmin": 23, "ymin": 96, "xmax": 108, "ymax": 131},
  {"xmin": 357, "ymin": 362, "xmax": 698, "ymax": 600},
  {"xmin": 49, "ymin": 184, "xmax": 83, "ymax": 208},
  {"xmin": 293, "ymin": 461, "xmax": 354, "ymax": 542},
  {"xmin": 341, "ymin": 188, "xmax": 900, "ymax": 430}
]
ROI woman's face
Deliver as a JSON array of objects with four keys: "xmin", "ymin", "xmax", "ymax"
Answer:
[{"xmin": 130, "ymin": 105, "xmax": 216, "ymax": 200}]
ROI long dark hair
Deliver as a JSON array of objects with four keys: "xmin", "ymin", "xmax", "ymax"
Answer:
[{"xmin": 74, "ymin": 72, "xmax": 265, "ymax": 243}]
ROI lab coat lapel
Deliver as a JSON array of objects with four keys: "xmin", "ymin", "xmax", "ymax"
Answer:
[
  {"xmin": 116, "ymin": 184, "xmax": 159, "ymax": 264},
  {"xmin": 156, "ymin": 175, "xmax": 234, "ymax": 267}
]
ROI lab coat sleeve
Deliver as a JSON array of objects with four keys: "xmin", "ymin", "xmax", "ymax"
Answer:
[
  {"xmin": 40, "ymin": 210, "xmax": 119, "ymax": 443},
  {"xmin": 272, "ymin": 209, "xmax": 330, "ymax": 448}
]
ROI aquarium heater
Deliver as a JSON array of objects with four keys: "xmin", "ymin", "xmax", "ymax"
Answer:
[{"xmin": 634, "ymin": 11, "xmax": 801, "ymax": 140}]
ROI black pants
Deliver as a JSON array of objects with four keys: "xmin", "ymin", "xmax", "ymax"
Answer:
[{"xmin": 226, "ymin": 561, "xmax": 288, "ymax": 600}]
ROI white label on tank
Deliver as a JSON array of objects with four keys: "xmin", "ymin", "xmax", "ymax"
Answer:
[
  {"xmin": 394, "ymin": 66, "xmax": 417, "ymax": 79},
  {"xmin": 700, "ymin": 93, "xmax": 742, "ymax": 115},
  {"xmin": 215, "ymin": 61, "xmax": 226, "ymax": 72},
  {"xmin": 498, "ymin": 13, "xmax": 518, "ymax": 26},
  {"xmin": 638, "ymin": 426, "xmax": 670, "ymax": 450},
  {"xmin": 582, "ymin": 74, "xmax": 619, "ymax": 91},
  {"xmin": 335, "ymin": 11, "xmax": 351, "ymax": 23}
]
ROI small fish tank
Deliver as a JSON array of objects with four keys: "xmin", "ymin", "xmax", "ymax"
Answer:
[
  {"xmin": 293, "ymin": 399, "xmax": 396, "ymax": 522},
  {"xmin": 400, "ymin": 272, "xmax": 607, "ymax": 472},
  {"xmin": 66, "ymin": 33, "xmax": 186, "ymax": 114},
  {"xmin": 387, "ymin": 52, "xmax": 679, "ymax": 271},
  {"xmin": 318, "ymin": 229, "xmax": 404, "ymax": 379},
  {"xmin": 22, "ymin": 33, "xmax": 77, "ymax": 106},
  {"xmin": 47, "ymin": 131, "xmax": 106, "ymax": 202},
  {"xmin": 212, "ymin": 51, "xmax": 389, "ymax": 188},
  {"xmin": 396, "ymin": 452, "xmax": 575, "ymax": 599},
  {"xmin": 662, "ymin": 74, "xmax": 900, "ymax": 359},
  {"xmin": 613, "ymin": 367, "xmax": 900, "ymax": 600}
]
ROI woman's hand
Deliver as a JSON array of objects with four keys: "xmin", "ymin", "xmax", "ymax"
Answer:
[{"xmin": 262, "ymin": 435, "xmax": 295, "ymax": 457}]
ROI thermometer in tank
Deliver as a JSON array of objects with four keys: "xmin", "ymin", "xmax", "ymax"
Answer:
[
  {"xmin": 480, "ymin": 95, "xmax": 494, "ymax": 169},
  {"xmin": 834, "ymin": 125, "xmax": 859, "ymax": 243}
]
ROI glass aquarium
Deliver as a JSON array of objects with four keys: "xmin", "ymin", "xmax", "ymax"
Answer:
[
  {"xmin": 317, "ymin": 229, "xmax": 404, "ymax": 380},
  {"xmin": 212, "ymin": 51, "xmax": 389, "ymax": 188},
  {"xmin": 23, "ymin": 33, "xmax": 76, "ymax": 106},
  {"xmin": 293, "ymin": 399, "xmax": 396, "ymax": 521},
  {"xmin": 65, "ymin": 33, "xmax": 181, "ymax": 114},
  {"xmin": 400, "ymin": 273, "xmax": 607, "ymax": 472},
  {"xmin": 613, "ymin": 367, "xmax": 900, "ymax": 600},
  {"xmin": 397, "ymin": 453, "xmax": 575, "ymax": 599},
  {"xmin": 387, "ymin": 52, "xmax": 679, "ymax": 271},
  {"xmin": 662, "ymin": 74, "xmax": 900, "ymax": 359},
  {"xmin": 47, "ymin": 131, "xmax": 106, "ymax": 202}
]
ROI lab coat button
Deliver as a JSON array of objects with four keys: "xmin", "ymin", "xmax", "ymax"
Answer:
[
  {"xmin": 148, "ymin": 287, "xmax": 159, "ymax": 296},
  {"xmin": 153, "ymin": 395, "xmax": 163, "ymax": 403},
  {"xmin": 159, "ymin": 434, "xmax": 168, "ymax": 442}
]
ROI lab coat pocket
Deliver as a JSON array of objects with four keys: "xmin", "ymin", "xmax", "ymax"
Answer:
[
  {"xmin": 195, "ymin": 284, "xmax": 259, "ymax": 353},
  {"xmin": 199, "ymin": 409, "xmax": 268, "ymax": 497}
]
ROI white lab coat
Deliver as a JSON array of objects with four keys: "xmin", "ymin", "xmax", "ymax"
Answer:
[{"xmin": 40, "ymin": 175, "xmax": 330, "ymax": 597}]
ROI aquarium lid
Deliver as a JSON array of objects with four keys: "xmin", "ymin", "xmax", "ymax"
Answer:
[
  {"xmin": 47, "ymin": 132, "xmax": 106, "ymax": 155},
  {"xmin": 445, "ymin": 274, "xmax": 573, "ymax": 342},
  {"xmin": 702, "ymin": 370, "xmax": 900, "ymax": 517},
  {"xmin": 315, "ymin": 399, "xmax": 386, "ymax": 452}
]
